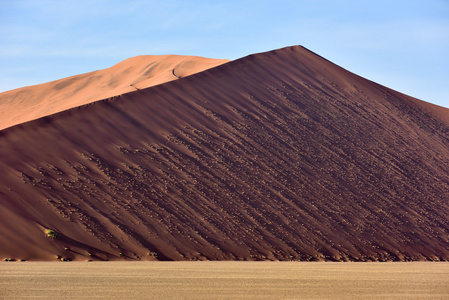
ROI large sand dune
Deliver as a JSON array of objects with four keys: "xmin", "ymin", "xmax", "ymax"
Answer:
[
  {"xmin": 0, "ymin": 55, "xmax": 229, "ymax": 130},
  {"xmin": 1, "ymin": 46, "xmax": 449, "ymax": 262}
]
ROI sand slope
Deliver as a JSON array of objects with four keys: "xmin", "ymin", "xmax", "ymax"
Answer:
[
  {"xmin": 1, "ymin": 46, "xmax": 449, "ymax": 262},
  {"xmin": 0, "ymin": 55, "xmax": 229, "ymax": 130}
]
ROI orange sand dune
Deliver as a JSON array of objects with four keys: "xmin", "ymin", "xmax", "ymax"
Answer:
[
  {"xmin": 1, "ymin": 46, "xmax": 449, "ymax": 262},
  {"xmin": 0, "ymin": 55, "xmax": 229, "ymax": 130}
]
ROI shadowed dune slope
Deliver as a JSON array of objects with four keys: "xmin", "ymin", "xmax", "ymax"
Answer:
[
  {"xmin": 1, "ymin": 46, "xmax": 449, "ymax": 262},
  {"xmin": 0, "ymin": 55, "xmax": 229, "ymax": 130}
]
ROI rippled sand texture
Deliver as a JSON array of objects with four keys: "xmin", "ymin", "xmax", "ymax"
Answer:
[
  {"xmin": 1, "ymin": 46, "xmax": 449, "ymax": 262},
  {"xmin": 1, "ymin": 262, "xmax": 449, "ymax": 299}
]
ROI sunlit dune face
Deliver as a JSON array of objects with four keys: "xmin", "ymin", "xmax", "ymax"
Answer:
[{"xmin": 0, "ymin": 55, "xmax": 229, "ymax": 130}]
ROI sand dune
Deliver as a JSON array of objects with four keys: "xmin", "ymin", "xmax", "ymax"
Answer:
[
  {"xmin": 1, "ymin": 46, "xmax": 449, "ymax": 262},
  {"xmin": 0, "ymin": 55, "xmax": 229, "ymax": 130}
]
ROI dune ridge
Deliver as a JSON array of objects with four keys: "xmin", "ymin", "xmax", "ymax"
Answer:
[
  {"xmin": 1, "ymin": 46, "xmax": 449, "ymax": 262},
  {"xmin": 0, "ymin": 55, "xmax": 229, "ymax": 130}
]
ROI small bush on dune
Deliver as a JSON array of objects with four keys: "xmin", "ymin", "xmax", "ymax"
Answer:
[
  {"xmin": 45, "ymin": 229, "xmax": 58, "ymax": 240},
  {"xmin": 148, "ymin": 252, "xmax": 158, "ymax": 259}
]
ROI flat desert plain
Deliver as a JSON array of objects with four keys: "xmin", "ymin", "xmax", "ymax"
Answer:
[{"xmin": 1, "ymin": 262, "xmax": 448, "ymax": 299}]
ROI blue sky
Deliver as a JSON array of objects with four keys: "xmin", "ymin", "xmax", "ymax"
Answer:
[{"xmin": 1, "ymin": 0, "xmax": 448, "ymax": 107}]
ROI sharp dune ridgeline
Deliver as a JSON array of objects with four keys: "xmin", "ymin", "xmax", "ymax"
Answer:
[
  {"xmin": 1, "ymin": 46, "xmax": 449, "ymax": 262},
  {"xmin": 0, "ymin": 55, "xmax": 229, "ymax": 130}
]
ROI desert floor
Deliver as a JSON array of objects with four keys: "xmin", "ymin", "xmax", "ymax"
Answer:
[{"xmin": 1, "ymin": 262, "xmax": 448, "ymax": 299}]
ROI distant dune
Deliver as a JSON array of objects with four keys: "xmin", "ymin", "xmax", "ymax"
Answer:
[
  {"xmin": 0, "ymin": 55, "xmax": 229, "ymax": 130},
  {"xmin": 1, "ymin": 46, "xmax": 449, "ymax": 262}
]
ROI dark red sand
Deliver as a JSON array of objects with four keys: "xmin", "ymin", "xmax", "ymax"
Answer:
[{"xmin": 1, "ymin": 46, "xmax": 449, "ymax": 261}]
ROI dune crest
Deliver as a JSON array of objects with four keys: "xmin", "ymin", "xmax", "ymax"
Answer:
[
  {"xmin": 1, "ymin": 46, "xmax": 449, "ymax": 262},
  {"xmin": 0, "ymin": 55, "xmax": 229, "ymax": 130}
]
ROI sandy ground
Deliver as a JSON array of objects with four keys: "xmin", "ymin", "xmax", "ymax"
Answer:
[{"xmin": 1, "ymin": 262, "xmax": 448, "ymax": 299}]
